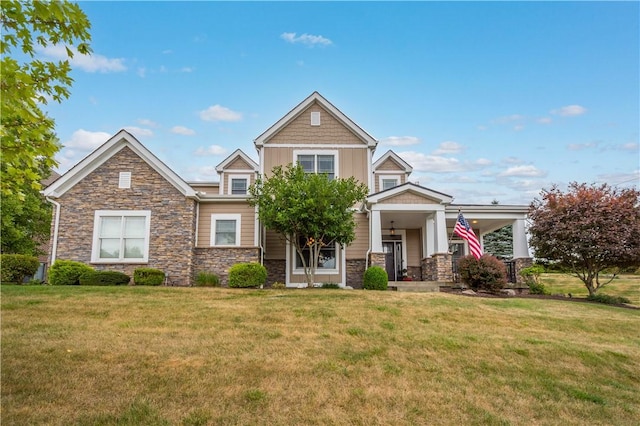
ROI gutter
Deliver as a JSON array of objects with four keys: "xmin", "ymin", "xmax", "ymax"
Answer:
[
  {"xmin": 362, "ymin": 202, "xmax": 372, "ymax": 270},
  {"xmin": 45, "ymin": 197, "xmax": 61, "ymax": 265}
]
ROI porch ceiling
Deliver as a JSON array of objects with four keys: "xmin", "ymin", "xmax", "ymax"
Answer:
[{"xmin": 380, "ymin": 212, "xmax": 514, "ymax": 234}]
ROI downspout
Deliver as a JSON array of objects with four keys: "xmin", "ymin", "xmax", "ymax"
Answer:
[{"xmin": 46, "ymin": 197, "xmax": 61, "ymax": 265}]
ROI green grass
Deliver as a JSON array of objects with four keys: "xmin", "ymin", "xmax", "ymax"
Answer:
[
  {"xmin": 2, "ymin": 284, "xmax": 639, "ymax": 425},
  {"xmin": 540, "ymin": 273, "xmax": 640, "ymax": 305}
]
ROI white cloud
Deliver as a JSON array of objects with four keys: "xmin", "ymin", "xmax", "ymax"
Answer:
[
  {"xmin": 194, "ymin": 145, "xmax": 227, "ymax": 156},
  {"xmin": 537, "ymin": 117, "xmax": 553, "ymax": 124},
  {"xmin": 199, "ymin": 105, "xmax": 242, "ymax": 122},
  {"xmin": 63, "ymin": 129, "xmax": 111, "ymax": 151},
  {"xmin": 180, "ymin": 67, "xmax": 194, "ymax": 73},
  {"xmin": 137, "ymin": 67, "xmax": 147, "ymax": 78},
  {"xmin": 567, "ymin": 141, "xmax": 598, "ymax": 151},
  {"xmin": 137, "ymin": 118, "xmax": 158, "ymax": 127},
  {"xmin": 171, "ymin": 126, "xmax": 196, "ymax": 135},
  {"xmin": 492, "ymin": 114, "xmax": 524, "ymax": 124},
  {"xmin": 432, "ymin": 141, "xmax": 463, "ymax": 155},
  {"xmin": 551, "ymin": 105, "xmax": 587, "ymax": 117},
  {"xmin": 40, "ymin": 45, "xmax": 126, "ymax": 73},
  {"xmin": 280, "ymin": 32, "xmax": 333, "ymax": 46},
  {"xmin": 380, "ymin": 136, "xmax": 420, "ymax": 146},
  {"xmin": 398, "ymin": 151, "xmax": 463, "ymax": 173},
  {"xmin": 615, "ymin": 142, "xmax": 639, "ymax": 152},
  {"xmin": 498, "ymin": 165, "xmax": 547, "ymax": 178},
  {"xmin": 124, "ymin": 126, "xmax": 153, "ymax": 137}
]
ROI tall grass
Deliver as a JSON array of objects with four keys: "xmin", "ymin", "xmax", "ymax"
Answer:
[{"xmin": 2, "ymin": 285, "xmax": 639, "ymax": 425}]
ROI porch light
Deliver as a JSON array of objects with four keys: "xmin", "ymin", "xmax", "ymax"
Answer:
[{"xmin": 390, "ymin": 221, "xmax": 395, "ymax": 235}]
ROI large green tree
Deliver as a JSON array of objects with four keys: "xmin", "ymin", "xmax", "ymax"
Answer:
[
  {"xmin": 1, "ymin": 0, "xmax": 91, "ymax": 197},
  {"xmin": 249, "ymin": 164, "xmax": 369, "ymax": 288},
  {"xmin": 529, "ymin": 182, "xmax": 640, "ymax": 295}
]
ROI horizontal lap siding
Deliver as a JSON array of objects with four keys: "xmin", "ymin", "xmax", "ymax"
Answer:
[
  {"xmin": 197, "ymin": 202, "xmax": 256, "ymax": 247},
  {"xmin": 406, "ymin": 229, "xmax": 422, "ymax": 267},
  {"xmin": 346, "ymin": 212, "xmax": 369, "ymax": 258}
]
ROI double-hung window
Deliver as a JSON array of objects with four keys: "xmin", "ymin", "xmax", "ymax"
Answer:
[
  {"xmin": 211, "ymin": 214, "xmax": 241, "ymax": 246},
  {"xmin": 230, "ymin": 178, "xmax": 248, "ymax": 195},
  {"xmin": 297, "ymin": 152, "xmax": 336, "ymax": 180},
  {"xmin": 91, "ymin": 210, "xmax": 151, "ymax": 262}
]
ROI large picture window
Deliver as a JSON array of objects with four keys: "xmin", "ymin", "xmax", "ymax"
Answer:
[
  {"xmin": 91, "ymin": 210, "xmax": 151, "ymax": 263},
  {"xmin": 211, "ymin": 214, "xmax": 241, "ymax": 246},
  {"xmin": 295, "ymin": 237, "xmax": 337, "ymax": 270}
]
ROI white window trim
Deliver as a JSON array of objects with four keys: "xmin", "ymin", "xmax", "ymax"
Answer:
[
  {"xmin": 227, "ymin": 174, "xmax": 251, "ymax": 195},
  {"xmin": 293, "ymin": 149, "xmax": 339, "ymax": 178},
  {"xmin": 210, "ymin": 214, "xmax": 241, "ymax": 246},
  {"xmin": 91, "ymin": 210, "xmax": 151, "ymax": 263},
  {"xmin": 379, "ymin": 174, "xmax": 401, "ymax": 191},
  {"xmin": 292, "ymin": 242, "xmax": 341, "ymax": 275}
]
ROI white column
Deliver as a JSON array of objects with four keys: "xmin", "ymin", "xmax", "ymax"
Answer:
[
  {"xmin": 371, "ymin": 209, "xmax": 383, "ymax": 252},
  {"xmin": 435, "ymin": 210, "xmax": 449, "ymax": 253},
  {"xmin": 425, "ymin": 215, "xmax": 435, "ymax": 257},
  {"xmin": 512, "ymin": 218, "xmax": 530, "ymax": 258}
]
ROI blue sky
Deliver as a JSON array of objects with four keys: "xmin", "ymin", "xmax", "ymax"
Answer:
[{"xmin": 43, "ymin": 1, "xmax": 639, "ymax": 205}]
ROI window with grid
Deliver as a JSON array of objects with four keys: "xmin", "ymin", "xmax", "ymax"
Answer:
[
  {"xmin": 297, "ymin": 154, "xmax": 335, "ymax": 180},
  {"xmin": 231, "ymin": 178, "xmax": 247, "ymax": 195},
  {"xmin": 92, "ymin": 211, "xmax": 150, "ymax": 262},
  {"xmin": 382, "ymin": 178, "xmax": 398, "ymax": 190}
]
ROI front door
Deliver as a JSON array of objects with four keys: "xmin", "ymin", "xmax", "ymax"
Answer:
[{"xmin": 383, "ymin": 240, "xmax": 403, "ymax": 281}]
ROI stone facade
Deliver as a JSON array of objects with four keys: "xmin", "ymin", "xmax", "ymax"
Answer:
[
  {"xmin": 194, "ymin": 247, "xmax": 261, "ymax": 286},
  {"xmin": 368, "ymin": 252, "xmax": 386, "ymax": 269},
  {"xmin": 51, "ymin": 147, "xmax": 197, "ymax": 286},
  {"xmin": 421, "ymin": 253, "xmax": 453, "ymax": 282},
  {"xmin": 346, "ymin": 259, "xmax": 366, "ymax": 288},
  {"xmin": 264, "ymin": 259, "xmax": 286, "ymax": 286},
  {"xmin": 513, "ymin": 257, "xmax": 534, "ymax": 285}
]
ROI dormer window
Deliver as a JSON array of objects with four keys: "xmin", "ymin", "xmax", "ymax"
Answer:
[
  {"xmin": 379, "ymin": 174, "xmax": 401, "ymax": 191},
  {"xmin": 231, "ymin": 178, "xmax": 248, "ymax": 195}
]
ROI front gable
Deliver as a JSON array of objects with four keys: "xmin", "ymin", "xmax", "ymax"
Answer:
[
  {"xmin": 368, "ymin": 182, "xmax": 453, "ymax": 205},
  {"xmin": 254, "ymin": 92, "xmax": 377, "ymax": 147},
  {"xmin": 43, "ymin": 130, "xmax": 197, "ymax": 199}
]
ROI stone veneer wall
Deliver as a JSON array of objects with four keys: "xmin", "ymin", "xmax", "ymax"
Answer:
[
  {"xmin": 513, "ymin": 257, "xmax": 534, "ymax": 285},
  {"xmin": 368, "ymin": 252, "xmax": 386, "ymax": 269},
  {"xmin": 263, "ymin": 259, "xmax": 286, "ymax": 286},
  {"xmin": 51, "ymin": 147, "xmax": 197, "ymax": 286},
  {"xmin": 421, "ymin": 253, "xmax": 453, "ymax": 282},
  {"xmin": 194, "ymin": 247, "xmax": 261, "ymax": 286},
  {"xmin": 346, "ymin": 259, "xmax": 366, "ymax": 289}
]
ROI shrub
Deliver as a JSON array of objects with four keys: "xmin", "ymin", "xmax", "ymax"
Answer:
[
  {"xmin": 133, "ymin": 268, "xmax": 165, "ymax": 286},
  {"xmin": 586, "ymin": 293, "xmax": 632, "ymax": 305},
  {"xmin": 457, "ymin": 254, "xmax": 507, "ymax": 293},
  {"xmin": 79, "ymin": 270, "xmax": 131, "ymax": 286},
  {"xmin": 0, "ymin": 254, "xmax": 40, "ymax": 284},
  {"xmin": 519, "ymin": 265, "xmax": 550, "ymax": 295},
  {"xmin": 271, "ymin": 281, "xmax": 286, "ymax": 289},
  {"xmin": 195, "ymin": 271, "xmax": 220, "ymax": 287},
  {"xmin": 363, "ymin": 265, "xmax": 388, "ymax": 291},
  {"xmin": 321, "ymin": 283, "xmax": 340, "ymax": 289},
  {"xmin": 48, "ymin": 260, "xmax": 94, "ymax": 286},
  {"xmin": 228, "ymin": 262, "xmax": 267, "ymax": 288}
]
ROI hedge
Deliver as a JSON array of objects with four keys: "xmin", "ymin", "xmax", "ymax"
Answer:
[
  {"xmin": 228, "ymin": 263, "xmax": 267, "ymax": 288},
  {"xmin": 363, "ymin": 265, "xmax": 388, "ymax": 290},
  {"xmin": 0, "ymin": 254, "xmax": 40, "ymax": 284},
  {"xmin": 48, "ymin": 260, "xmax": 94, "ymax": 286},
  {"xmin": 134, "ymin": 268, "xmax": 165, "ymax": 286},
  {"xmin": 79, "ymin": 270, "xmax": 131, "ymax": 286}
]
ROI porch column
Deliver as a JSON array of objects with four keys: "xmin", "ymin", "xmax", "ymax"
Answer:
[
  {"xmin": 434, "ymin": 210, "xmax": 449, "ymax": 253},
  {"xmin": 371, "ymin": 208, "xmax": 383, "ymax": 253},
  {"xmin": 512, "ymin": 218, "xmax": 529, "ymax": 258},
  {"xmin": 424, "ymin": 215, "xmax": 435, "ymax": 257}
]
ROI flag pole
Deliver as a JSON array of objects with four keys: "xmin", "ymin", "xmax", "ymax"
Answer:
[{"xmin": 447, "ymin": 208, "xmax": 461, "ymax": 253}]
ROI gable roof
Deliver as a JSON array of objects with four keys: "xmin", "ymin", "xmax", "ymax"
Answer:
[
  {"xmin": 43, "ymin": 129, "xmax": 197, "ymax": 199},
  {"xmin": 367, "ymin": 182, "xmax": 454, "ymax": 205},
  {"xmin": 253, "ymin": 91, "xmax": 378, "ymax": 147},
  {"xmin": 215, "ymin": 149, "xmax": 259, "ymax": 173},
  {"xmin": 372, "ymin": 150, "xmax": 413, "ymax": 174}
]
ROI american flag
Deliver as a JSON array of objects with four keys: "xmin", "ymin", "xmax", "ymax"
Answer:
[{"xmin": 454, "ymin": 212, "xmax": 483, "ymax": 259}]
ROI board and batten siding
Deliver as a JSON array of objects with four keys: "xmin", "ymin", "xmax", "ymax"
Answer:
[{"xmin": 197, "ymin": 202, "xmax": 256, "ymax": 247}]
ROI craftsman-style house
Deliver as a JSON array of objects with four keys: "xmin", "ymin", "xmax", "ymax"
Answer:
[{"xmin": 43, "ymin": 92, "xmax": 531, "ymax": 288}]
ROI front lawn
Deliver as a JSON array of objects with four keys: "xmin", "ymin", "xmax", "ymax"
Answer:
[{"xmin": 2, "ymin": 285, "xmax": 639, "ymax": 425}]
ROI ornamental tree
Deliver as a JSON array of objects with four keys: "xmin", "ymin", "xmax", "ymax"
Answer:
[
  {"xmin": 249, "ymin": 164, "xmax": 368, "ymax": 288},
  {"xmin": 1, "ymin": 0, "xmax": 92, "ymax": 197},
  {"xmin": 528, "ymin": 182, "xmax": 640, "ymax": 295}
]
